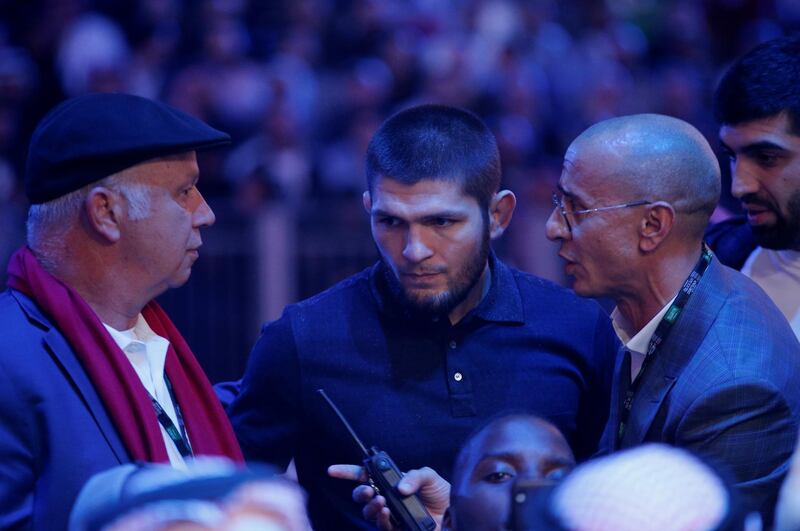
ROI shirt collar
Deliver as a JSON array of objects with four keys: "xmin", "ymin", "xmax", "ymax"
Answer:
[
  {"xmin": 611, "ymin": 296, "xmax": 676, "ymax": 355},
  {"xmin": 103, "ymin": 314, "xmax": 160, "ymax": 349},
  {"xmin": 470, "ymin": 251, "xmax": 524, "ymax": 324}
]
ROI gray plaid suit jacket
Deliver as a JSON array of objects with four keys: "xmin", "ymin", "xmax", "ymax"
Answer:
[{"xmin": 599, "ymin": 257, "xmax": 800, "ymax": 522}]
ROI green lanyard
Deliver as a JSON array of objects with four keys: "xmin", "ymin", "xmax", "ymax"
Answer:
[
  {"xmin": 617, "ymin": 246, "xmax": 713, "ymax": 444},
  {"xmin": 149, "ymin": 376, "xmax": 193, "ymax": 458}
]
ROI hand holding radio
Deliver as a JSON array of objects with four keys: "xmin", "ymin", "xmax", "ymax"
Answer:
[
  {"xmin": 317, "ymin": 389, "xmax": 441, "ymax": 531},
  {"xmin": 328, "ymin": 464, "xmax": 450, "ymax": 530}
]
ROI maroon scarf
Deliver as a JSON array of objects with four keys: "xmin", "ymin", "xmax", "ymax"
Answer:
[{"xmin": 7, "ymin": 246, "xmax": 243, "ymax": 463}]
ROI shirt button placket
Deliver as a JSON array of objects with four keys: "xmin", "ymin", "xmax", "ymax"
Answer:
[{"xmin": 449, "ymin": 340, "xmax": 462, "ymax": 382}]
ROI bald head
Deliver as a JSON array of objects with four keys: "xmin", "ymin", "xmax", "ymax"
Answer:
[{"xmin": 570, "ymin": 114, "xmax": 720, "ymax": 240}]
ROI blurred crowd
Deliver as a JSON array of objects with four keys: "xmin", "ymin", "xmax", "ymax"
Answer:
[{"xmin": 1, "ymin": 0, "xmax": 800, "ymax": 270}]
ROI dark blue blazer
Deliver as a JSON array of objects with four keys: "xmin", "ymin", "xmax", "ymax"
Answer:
[
  {"xmin": 600, "ymin": 258, "xmax": 800, "ymax": 522},
  {"xmin": 0, "ymin": 289, "xmax": 130, "ymax": 530}
]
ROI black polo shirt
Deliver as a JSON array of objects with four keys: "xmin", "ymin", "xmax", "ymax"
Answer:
[{"xmin": 228, "ymin": 253, "xmax": 619, "ymax": 530}]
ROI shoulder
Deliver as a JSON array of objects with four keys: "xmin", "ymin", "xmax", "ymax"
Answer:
[
  {"xmin": 690, "ymin": 264, "xmax": 800, "ymax": 383},
  {"xmin": 289, "ymin": 265, "xmax": 376, "ymax": 314},
  {"xmin": 499, "ymin": 262, "xmax": 617, "ymax": 359},
  {"xmin": 254, "ymin": 265, "xmax": 377, "ymax": 341},
  {"xmin": 0, "ymin": 290, "xmax": 51, "ymax": 354},
  {"xmin": 505, "ymin": 264, "xmax": 608, "ymax": 319},
  {"xmin": 712, "ymin": 263, "xmax": 794, "ymax": 335},
  {"xmin": 704, "ymin": 217, "xmax": 757, "ymax": 270},
  {"xmin": 0, "ymin": 290, "xmax": 70, "ymax": 389}
]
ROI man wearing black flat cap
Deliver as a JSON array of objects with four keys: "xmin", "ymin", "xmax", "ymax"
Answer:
[{"xmin": 0, "ymin": 92, "xmax": 244, "ymax": 531}]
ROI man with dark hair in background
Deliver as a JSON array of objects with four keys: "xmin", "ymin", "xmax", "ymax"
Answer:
[
  {"xmin": 706, "ymin": 34, "xmax": 800, "ymax": 337},
  {"xmin": 227, "ymin": 104, "xmax": 618, "ymax": 530}
]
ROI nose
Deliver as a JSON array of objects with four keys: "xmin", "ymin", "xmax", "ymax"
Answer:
[
  {"xmin": 545, "ymin": 207, "xmax": 570, "ymax": 241},
  {"xmin": 193, "ymin": 190, "xmax": 216, "ymax": 228},
  {"xmin": 730, "ymin": 160, "xmax": 760, "ymax": 200},
  {"xmin": 402, "ymin": 226, "xmax": 434, "ymax": 263}
]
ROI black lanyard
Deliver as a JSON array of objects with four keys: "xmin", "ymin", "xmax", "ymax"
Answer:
[
  {"xmin": 149, "ymin": 376, "xmax": 193, "ymax": 458},
  {"xmin": 617, "ymin": 246, "xmax": 713, "ymax": 444}
]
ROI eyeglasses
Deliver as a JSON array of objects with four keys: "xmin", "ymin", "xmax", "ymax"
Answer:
[{"xmin": 552, "ymin": 192, "xmax": 652, "ymax": 233}]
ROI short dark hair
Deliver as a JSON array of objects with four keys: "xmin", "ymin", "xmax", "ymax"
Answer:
[
  {"xmin": 714, "ymin": 34, "xmax": 800, "ymax": 134},
  {"xmin": 366, "ymin": 104, "xmax": 502, "ymax": 209}
]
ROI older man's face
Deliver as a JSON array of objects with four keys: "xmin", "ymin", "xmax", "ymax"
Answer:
[
  {"xmin": 720, "ymin": 113, "xmax": 800, "ymax": 250},
  {"xmin": 121, "ymin": 152, "xmax": 216, "ymax": 297},
  {"xmin": 544, "ymin": 145, "xmax": 643, "ymax": 298},
  {"xmin": 447, "ymin": 418, "xmax": 574, "ymax": 531}
]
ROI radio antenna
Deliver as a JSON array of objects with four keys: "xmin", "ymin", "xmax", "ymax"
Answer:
[{"xmin": 317, "ymin": 389, "xmax": 370, "ymax": 457}]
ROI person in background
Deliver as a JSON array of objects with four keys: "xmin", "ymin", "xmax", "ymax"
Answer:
[
  {"xmin": 442, "ymin": 414, "xmax": 574, "ymax": 531},
  {"xmin": 0, "ymin": 93, "xmax": 243, "ymax": 530},
  {"xmin": 706, "ymin": 34, "xmax": 800, "ymax": 338},
  {"xmin": 69, "ymin": 458, "xmax": 311, "ymax": 531},
  {"xmin": 334, "ymin": 413, "xmax": 575, "ymax": 531},
  {"xmin": 529, "ymin": 444, "xmax": 746, "ymax": 531}
]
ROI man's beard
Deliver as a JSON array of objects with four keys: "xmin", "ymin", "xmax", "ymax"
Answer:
[
  {"xmin": 745, "ymin": 191, "xmax": 800, "ymax": 250},
  {"xmin": 382, "ymin": 227, "xmax": 491, "ymax": 318}
]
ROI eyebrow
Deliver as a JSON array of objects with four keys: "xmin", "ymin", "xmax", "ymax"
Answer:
[
  {"xmin": 371, "ymin": 208, "xmax": 467, "ymax": 219},
  {"xmin": 477, "ymin": 451, "xmax": 574, "ymax": 468},
  {"xmin": 556, "ymin": 182, "xmax": 588, "ymax": 206},
  {"xmin": 720, "ymin": 139, "xmax": 790, "ymax": 154},
  {"xmin": 556, "ymin": 183, "xmax": 572, "ymax": 196},
  {"xmin": 183, "ymin": 171, "xmax": 200, "ymax": 186}
]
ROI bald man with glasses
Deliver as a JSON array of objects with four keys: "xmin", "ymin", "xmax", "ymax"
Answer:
[{"xmin": 545, "ymin": 113, "xmax": 800, "ymax": 525}]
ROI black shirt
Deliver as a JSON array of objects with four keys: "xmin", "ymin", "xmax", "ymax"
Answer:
[{"xmin": 228, "ymin": 253, "xmax": 619, "ymax": 530}]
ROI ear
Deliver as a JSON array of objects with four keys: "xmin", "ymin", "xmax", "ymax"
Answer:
[
  {"xmin": 488, "ymin": 190, "xmax": 516, "ymax": 239},
  {"xmin": 362, "ymin": 190, "xmax": 372, "ymax": 214},
  {"xmin": 84, "ymin": 186, "xmax": 124, "ymax": 243},
  {"xmin": 441, "ymin": 507, "xmax": 455, "ymax": 531},
  {"xmin": 638, "ymin": 201, "xmax": 674, "ymax": 253}
]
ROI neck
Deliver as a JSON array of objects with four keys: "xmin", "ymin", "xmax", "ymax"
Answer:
[
  {"xmin": 448, "ymin": 263, "xmax": 491, "ymax": 325},
  {"xmin": 615, "ymin": 246, "xmax": 702, "ymax": 334},
  {"xmin": 47, "ymin": 255, "xmax": 150, "ymax": 331}
]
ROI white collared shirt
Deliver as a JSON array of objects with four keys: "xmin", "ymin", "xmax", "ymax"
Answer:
[
  {"xmin": 742, "ymin": 246, "xmax": 800, "ymax": 340},
  {"xmin": 611, "ymin": 297, "xmax": 676, "ymax": 382},
  {"xmin": 104, "ymin": 315, "xmax": 188, "ymax": 469}
]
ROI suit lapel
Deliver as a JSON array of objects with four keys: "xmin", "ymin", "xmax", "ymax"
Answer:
[
  {"xmin": 620, "ymin": 259, "xmax": 729, "ymax": 447},
  {"xmin": 13, "ymin": 290, "xmax": 129, "ymax": 463},
  {"xmin": 599, "ymin": 344, "xmax": 628, "ymax": 453}
]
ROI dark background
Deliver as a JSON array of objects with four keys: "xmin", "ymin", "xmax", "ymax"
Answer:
[{"xmin": 0, "ymin": 0, "xmax": 797, "ymax": 382}]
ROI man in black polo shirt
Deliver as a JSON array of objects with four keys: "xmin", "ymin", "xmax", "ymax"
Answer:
[{"xmin": 227, "ymin": 104, "xmax": 618, "ymax": 530}]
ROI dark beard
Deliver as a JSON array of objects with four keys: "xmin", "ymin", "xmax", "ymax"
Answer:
[
  {"xmin": 748, "ymin": 190, "xmax": 800, "ymax": 250},
  {"xmin": 381, "ymin": 227, "xmax": 491, "ymax": 318}
]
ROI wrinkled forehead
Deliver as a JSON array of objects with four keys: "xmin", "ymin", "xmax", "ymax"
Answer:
[{"xmin": 559, "ymin": 141, "xmax": 622, "ymax": 200}]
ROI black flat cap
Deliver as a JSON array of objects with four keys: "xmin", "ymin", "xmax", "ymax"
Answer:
[{"xmin": 25, "ymin": 92, "xmax": 231, "ymax": 204}]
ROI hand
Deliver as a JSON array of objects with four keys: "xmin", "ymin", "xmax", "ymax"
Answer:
[{"xmin": 328, "ymin": 464, "xmax": 451, "ymax": 531}]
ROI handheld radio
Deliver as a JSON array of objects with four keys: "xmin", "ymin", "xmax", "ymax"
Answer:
[{"xmin": 317, "ymin": 389, "xmax": 436, "ymax": 531}]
